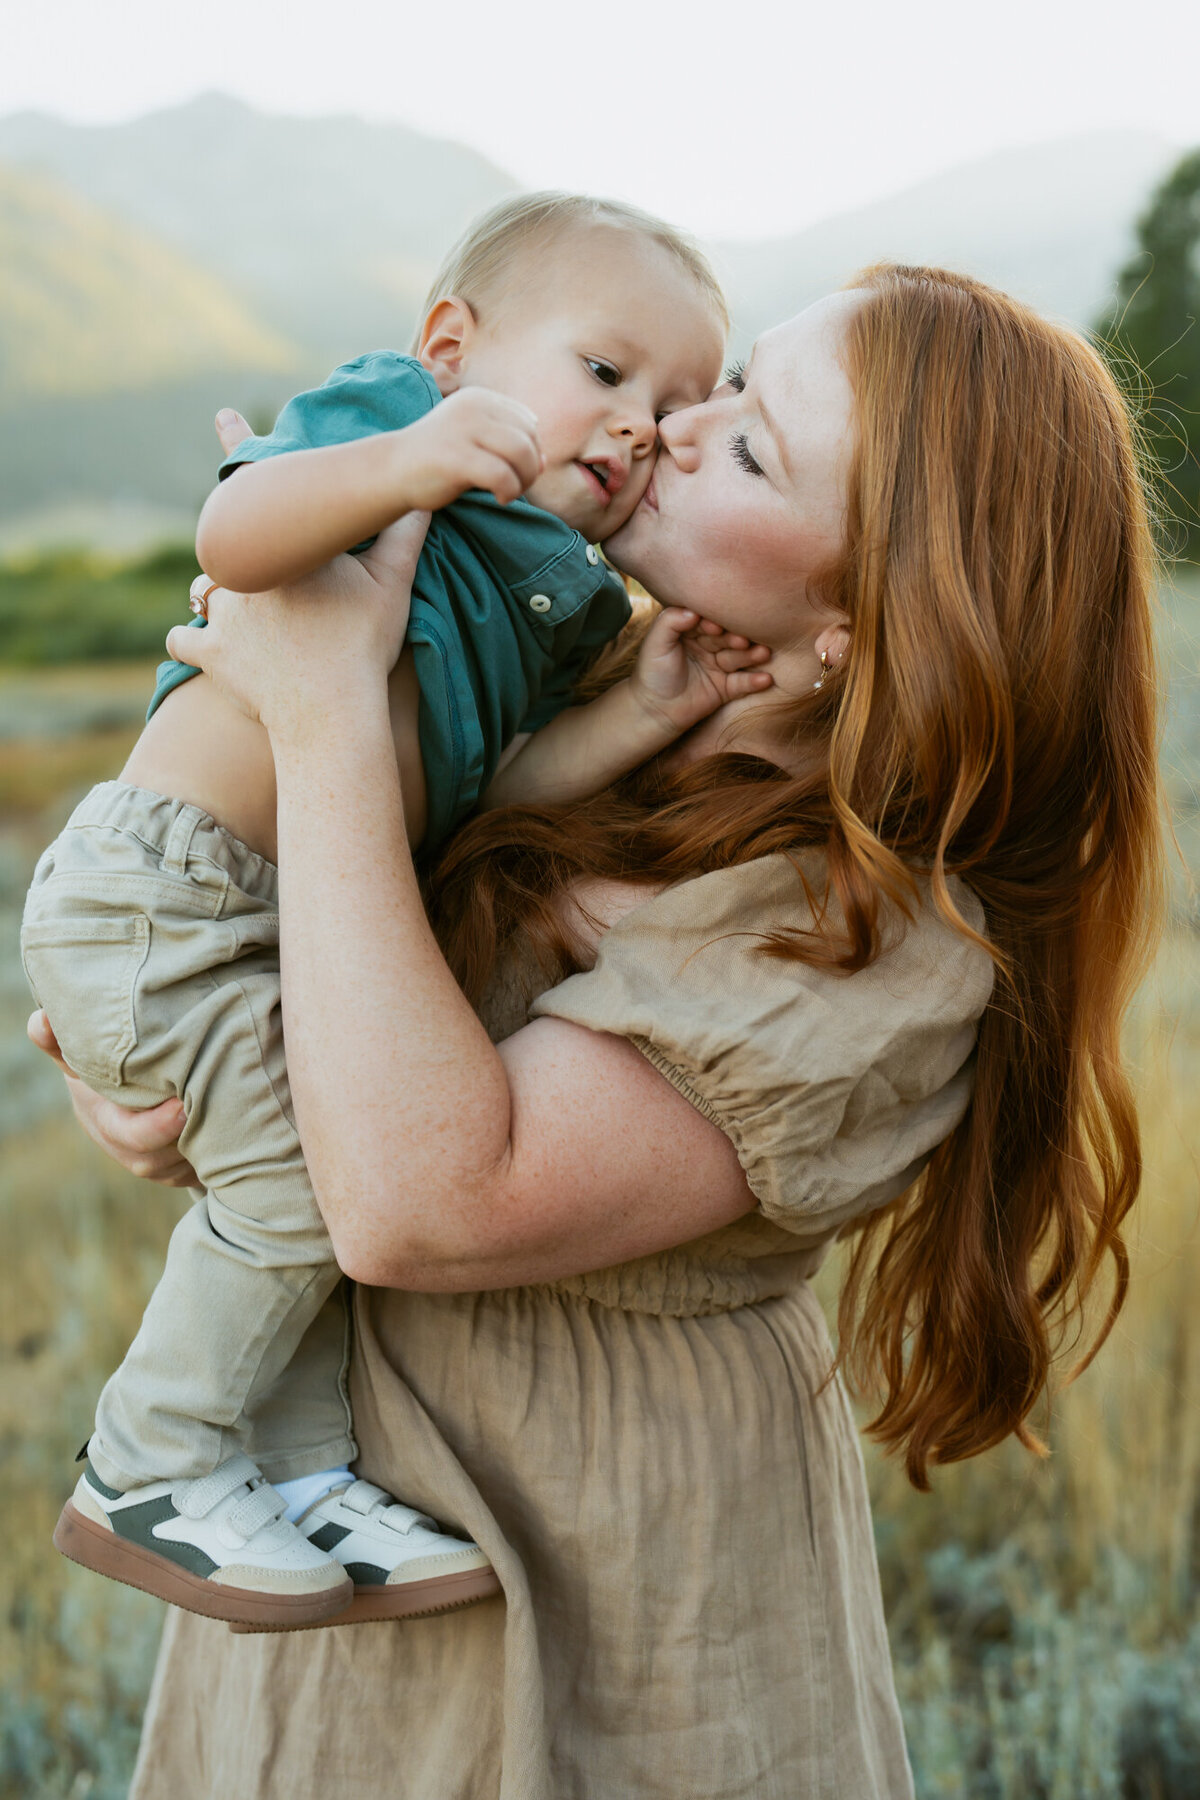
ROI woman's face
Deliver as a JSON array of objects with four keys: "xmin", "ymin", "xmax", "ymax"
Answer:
[{"xmin": 605, "ymin": 291, "xmax": 863, "ymax": 676}]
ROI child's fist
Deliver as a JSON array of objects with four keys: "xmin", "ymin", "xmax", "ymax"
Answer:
[{"xmin": 396, "ymin": 389, "xmax": 543, "ymax": 511}]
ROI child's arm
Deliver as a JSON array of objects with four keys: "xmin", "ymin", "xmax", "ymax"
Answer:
[
  {"xmin": 195, "ymin": 388, "xmax": 543, "ymax": 593},
  {"xmin": 481, "ymin": 609, "xmax": 773, "ymax": 810}
]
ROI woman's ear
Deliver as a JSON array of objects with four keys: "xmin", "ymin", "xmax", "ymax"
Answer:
[
  {"xmin": 417, "ymin": 296, "xmax": 478, "ymax": 396},
  {"xmin": 814, "ymin": 621, "xmax": 851, "ymax": 671}
]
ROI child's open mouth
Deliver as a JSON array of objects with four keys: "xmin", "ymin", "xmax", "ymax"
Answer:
[{"xmin": 576, "ymin": 458, "xmax": 625, "ymax": 505}]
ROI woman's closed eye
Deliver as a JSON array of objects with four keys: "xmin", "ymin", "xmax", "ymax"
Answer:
[
  {"xmin": 721, "ymin": 363, "xmax": 763, "ymax": 474},
  {"xmin": 730, "ymin": 432, "xmax": 765, "ymax": 477}
]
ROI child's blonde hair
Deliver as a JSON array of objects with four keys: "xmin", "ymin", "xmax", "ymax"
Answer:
[{"xmin": 412, "ymin": 191, "xmax": 728, "ymax": 347}]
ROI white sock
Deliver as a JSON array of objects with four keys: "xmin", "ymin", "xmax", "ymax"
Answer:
[{"xmin": 273, "ymin": 1466, "xmax": 351, "ymax": 1523}]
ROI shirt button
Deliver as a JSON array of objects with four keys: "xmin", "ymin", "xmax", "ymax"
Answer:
[
  {"xmin": 585, "ymin": 545, "xmax": 599, "ymax": 565},
  {"xmin": 529, "ymin": 594, "xmax": 552, "ymax": 613}
]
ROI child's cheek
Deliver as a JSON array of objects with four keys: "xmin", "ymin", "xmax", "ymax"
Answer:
[{"xmin": 609, "ymin": 462, "xmax": 654, "ymax": 532}]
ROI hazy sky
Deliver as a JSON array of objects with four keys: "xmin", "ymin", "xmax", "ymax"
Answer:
[{"xmin": 5, "ymin": 0, "xmax": 1199, "ymax": 239}]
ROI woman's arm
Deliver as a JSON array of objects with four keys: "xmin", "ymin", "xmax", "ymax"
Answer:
[
  {"xmin": 30, "ymin": 994, "xmax": 754, "ymax": 1289},
  {"xmin": 270, "ymin": 698, "xmax": 754, "ymax": 1288},
  {"xmin": 164, "ymin": 538, "xmax": 757, "ymax": 1289}
]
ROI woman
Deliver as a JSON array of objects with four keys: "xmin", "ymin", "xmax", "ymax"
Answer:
[{"xmin": 36, "ymin": 268, "xmax": 1163, "ymax": 1798}]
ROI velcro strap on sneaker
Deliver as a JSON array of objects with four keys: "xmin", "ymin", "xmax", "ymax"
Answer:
[
  {"xmin": 226, "ymin": 1482, "xmax": 288, "ymax": 1541},
  {"xmin": 339, "ymin": 1480, "xmax": 390, "ymax": 1516},
  {"xmin": 174, "ymin": 1453, "xmax": 263, "ymax": 1520},
  {"xmin": 340, "ymin": 1480, "xmax": 436, "ymax": 1536}
]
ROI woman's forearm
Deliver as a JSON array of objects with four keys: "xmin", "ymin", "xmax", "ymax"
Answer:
[
  {"xmin": 273, "ymin": 688, "xmax": 517, "ymax": 1274},
  {"xmin": 135, "ymin": 530, "xmax": 759, "ymax": 1290}
]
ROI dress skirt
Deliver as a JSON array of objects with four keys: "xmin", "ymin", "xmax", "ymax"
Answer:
[{"xmin": 129, "ymin": 1277, "xmax": 913, "ymax": 1800}]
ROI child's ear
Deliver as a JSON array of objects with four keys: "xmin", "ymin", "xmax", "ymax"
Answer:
[{"xmin": 417, "ymin": 297, "xmax": 478, "ymax": 395}]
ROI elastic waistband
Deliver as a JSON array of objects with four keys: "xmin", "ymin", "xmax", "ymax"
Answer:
[{"xmin": 65, "ymin": 782, "xmax": 279, "ymax": 903}]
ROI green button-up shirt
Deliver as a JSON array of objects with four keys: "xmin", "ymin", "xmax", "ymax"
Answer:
[{"xmin": 149, "ymin": 352, "xmax": 631, "ymax": 849}]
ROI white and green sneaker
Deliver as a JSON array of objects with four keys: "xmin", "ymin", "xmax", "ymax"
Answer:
[
  {"xmin": 231, "ymin": 1478, "xmax": 500, "ymax": 1632},
  {"xmin": 54, "ymin": 1453, "xmax": 353, "ymax": 1629}
]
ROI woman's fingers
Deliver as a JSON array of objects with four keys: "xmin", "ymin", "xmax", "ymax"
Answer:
[
  {"xmin": 92, "ymin": 1091, "xmax": 187, "ymax": 1152},
  {"xmin": 214, "ymin": 408, "xmax": 254, "ymax": 456},
  {"xmin": 360, "ymin": 509, "xmax": 432, "ymax": 586},
  {"xmin": 28, "ymin": 1010, "xmax": 195, "ymax": 1185},
  {"xmin": 169, "ymin": 580, "xmax": 237, "ymax": 670},
  {"xmin": 166, "ymin": 619, "xmax": 212, "ymax": 670},
  {"xmin": 27, "ymin": 1007, "xmax": 70, "ymax": 1072},
  {"xmin": 74, "ymin": 1086, "xmax": 195, "ymax": 1186}
]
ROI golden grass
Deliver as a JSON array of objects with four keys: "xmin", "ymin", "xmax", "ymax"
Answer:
[
  {"xmin": 1, "ymin": 621, "xmax": 1198, "ymax": 1795},
  {"xmin": 0, "ymin": 1117, "xmax": 182, "ymax": 1800},
  {"xmin": 0, "ymin": 729, "xmax": 146, "ymax": 814}
]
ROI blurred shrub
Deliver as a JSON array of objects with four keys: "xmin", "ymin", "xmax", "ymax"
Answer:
[
  {"xmin": 1095, "ymin": 147, "xmax": 1200, "ymax": 560},
  {"xmin": 0, "ymin": 545, "xmax": 200, "ymax": 666}
]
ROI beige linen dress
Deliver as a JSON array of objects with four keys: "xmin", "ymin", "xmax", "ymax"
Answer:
[{"xmin": 129, "ymin": 856, "xmax": 993, "ymax": 1800}]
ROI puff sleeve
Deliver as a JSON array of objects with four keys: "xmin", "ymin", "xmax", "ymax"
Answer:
[{"xmin": 529, "ymin": 855, "xmax": 995, "ymax": 1239}]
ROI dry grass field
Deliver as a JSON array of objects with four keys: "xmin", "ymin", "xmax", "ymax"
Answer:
[{"xmin": 0, "ymin": 572, "xmax": 1197, "ymax": 1798}]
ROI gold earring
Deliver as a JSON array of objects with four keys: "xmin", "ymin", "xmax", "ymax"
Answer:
[{"xmin": 812, "ymin": 649, "xmax": 830, "ymax": 691}]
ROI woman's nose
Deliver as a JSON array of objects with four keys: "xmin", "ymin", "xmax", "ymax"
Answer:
[{"xmin": 656, "ymin": 405, "xmax": 701, "ymax": 472}]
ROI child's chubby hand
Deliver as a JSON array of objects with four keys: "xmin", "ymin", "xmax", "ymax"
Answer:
[
  {"xmin": 394, "ymin": 388, "xmax": 544, "ymax": 511},
  {"xmin": 630, "ymin": 607, "xmax": 774, "ymax": 735}
]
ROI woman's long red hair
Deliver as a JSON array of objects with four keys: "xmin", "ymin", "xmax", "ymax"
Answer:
[{"xmin": 429, "ymin": 266, "xmax": 1166, "ymax": 1488}]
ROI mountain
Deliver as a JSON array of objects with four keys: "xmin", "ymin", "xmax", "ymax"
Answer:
[
  {"xmin": 0, "ymin": 94, "xmax": 518, "ymax": 361},
  {"xmin": 0, "ymin": 162, "xmax": 296, "ymax": 404},
  {"xmin": 714, "ymin": 131, "xmax": 1178, "ymax": 348},
  {"xmin": 0, "ymin": 100, "xmax": 1185, "ymax": 539}
]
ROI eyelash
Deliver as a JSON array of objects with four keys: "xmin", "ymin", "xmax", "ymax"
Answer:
[
  {"xmin": 730, "ymin": 432, "xmax": 764, "ymax": 477},
  {"xmin": 722, "ymin": 363, "xmax": 761, "ymax": 473},
  {"xmin": 585, "ymin": 357, "xmax": 621, "ymax": 388}
]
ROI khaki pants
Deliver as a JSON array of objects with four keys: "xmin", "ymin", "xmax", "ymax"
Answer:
[{"xmin": 21, "ymin": 782, "xmax": 356, "ymax": 1492}]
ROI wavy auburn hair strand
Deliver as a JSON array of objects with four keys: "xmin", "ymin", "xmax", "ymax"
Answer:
[
  {"xmin": 429, "ymin": 265, "xmax": 1166, "ymax": 1488},
  {"xmin": 831, "ymin": 268, "xmax": 1164, "ymax": 1483}
]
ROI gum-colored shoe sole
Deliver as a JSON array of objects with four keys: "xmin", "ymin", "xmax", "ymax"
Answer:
[
  {"xmin": 229, "ymin": 1564, "xmax": 503, "ymax": 1632},
  {"xmin": 53, "ymin": 1500, "xmax": 353, "ymax": 1628}
]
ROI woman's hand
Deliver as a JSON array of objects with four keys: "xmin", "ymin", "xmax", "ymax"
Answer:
[
  {"xmin": 172, "ymin": 513, "xmax": 427, "ymax": 740},
  {"xmin": 172, "ymin": 402, "xmax": 431, "ymax": 743},
  {"xmin": 26, "ymin": 1010, "xmax": 197, "ymax": 1187}
]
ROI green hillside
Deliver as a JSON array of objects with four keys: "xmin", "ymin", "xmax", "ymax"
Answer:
[
  {"xmin": 0, "ymin": 164, "xmax": 298, "ymax": 405},
  {"xmin": 0, "ymin": 95, "xmax": 517, "ymax": 360}
]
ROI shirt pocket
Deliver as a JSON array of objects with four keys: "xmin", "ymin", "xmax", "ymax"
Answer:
[{"xmin": 20, "ymin": 906, "xmax": 151, "ymax": 1092}]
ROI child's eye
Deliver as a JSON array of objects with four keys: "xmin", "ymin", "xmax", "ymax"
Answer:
[
  {"xmin": 724, "ymin": 361, "xmax": 747, "ymax": 393},
  {"xmin": 585, "ymin": 358, "xmax": 622, "ymax": 387},
  {"xmin": 730, "ymin": 432, "xmax": 764, "ymax": 477}
]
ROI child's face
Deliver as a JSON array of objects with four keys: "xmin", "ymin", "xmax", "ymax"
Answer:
[{"xmin": 429, "ymin": 229, "xmax": 726, "ymax": 541}]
